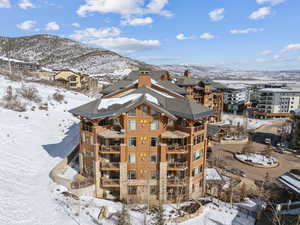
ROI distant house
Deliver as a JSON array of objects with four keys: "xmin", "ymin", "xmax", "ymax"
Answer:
[
  {"xmin": 54, "ymin": 69, "xmax": 98, "ymax": 91},
  {"xmin": 0, "ymin": 56, "xmax": 41, "ymax": 72},
  {"xmin": 126, "ymin": 69, "xmax": 171, "ymax": 82}
]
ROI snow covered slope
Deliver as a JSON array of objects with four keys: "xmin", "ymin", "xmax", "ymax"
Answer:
[
  {"xmin": 0, "ymin": 35, "xmax": 155, "ymax": 77},
  {"xmin": 0, "ymin": 75, "xmax": 92, "ymax": 225}
]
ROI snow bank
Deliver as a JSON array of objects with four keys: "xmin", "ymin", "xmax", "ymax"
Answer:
[{"xmin": 235, "ymin": 153, "xmax": 278, "ymax": 166}]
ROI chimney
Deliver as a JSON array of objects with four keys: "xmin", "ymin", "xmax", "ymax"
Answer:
[
  {"xmin": 184, "ymin": 70, "xmax": 192, "ymax": 78},
  {"xmin": 138, "ymin": 69, "xmax": 152, "ymax": 88}
]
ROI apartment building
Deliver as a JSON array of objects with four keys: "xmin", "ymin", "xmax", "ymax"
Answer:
[
  {"xmin": 175, "ymin": 70, "xmax": 224, "ymax": 122},
  {"xmin": 70, "ymin": 70, "xmax": 214, "ymax": 203},
  {"xmin": 223, "ymin": 85, "xmax": 247, "ymax": 113},
  {"xmin": 254, "ymin": 87, "xmax": 300, "ymax": 119}
]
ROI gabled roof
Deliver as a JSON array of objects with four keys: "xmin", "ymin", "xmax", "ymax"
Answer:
[
  {"xmin": 157, "ymin": 80, "xmax": 188, "ymax": 95},
  {"xmin": 70, "ymin": 85, "xmax": 214, "ymax": 121},
  {"xmin": 126, "ymin": 70, "xmax": 169, "ymax": 81},
  {"xmin": 175, "ymin": 77, "xmax": 199, "ymax": 86},
  {"xmin": 101, "ymin": 80, "xmax": 136, "ymax": 95},
  {"xmin": 278, "ymin": 169, "xmax": 300, "ymax": 195}
]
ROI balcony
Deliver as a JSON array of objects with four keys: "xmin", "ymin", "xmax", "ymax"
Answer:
[
  {"xmin": 101, "ymin": 178, "xmax": 120, "ymax": 186},
  {"xmin": 167, "ymin": 145, "xmax": 188, "ymax": 154},
  {"xmin": 100, "ymin": 162, "xmax": 120, "ymax": 170},
  {"xmin": 100, "ymin": 145, "xmax": 121, "ymax": 153},
  {"xmin": 167, "ymin": 162, "xmax": 187, "ymax": 170},
  {"xmin": 193, "ymin": 125, "xmax": 205, "ymax": 133},
  {"xmin": 167, "ymin": 178, "xmax": 187, "ymax": 186}
]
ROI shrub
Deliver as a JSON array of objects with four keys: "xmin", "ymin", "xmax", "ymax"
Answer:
[
  {"xmin": 2, "ymin": 86, "xmax": 26, "ymax": 112},
  {"xmin": 18, "ymin": 86, "xmax": 41, "ymax": 103},
  {"xmin": 53, "ymin": 91, "xmax": 64, "ymax": 103}
]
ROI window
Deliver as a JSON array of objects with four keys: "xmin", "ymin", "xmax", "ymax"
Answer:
[
  {"xmin": 193, "ymin": 135, "xmax": 204, "ymax": 145},
  {"xmin": 128, "ymin": 153, "xmax": 136, "ymax": 163},
  {"xmin": 128, "ymin": 186, "xmax": 137, "ymax": 195},
  {"xmin": 128, "ymin": 137, "xmax": 136, "ymax": 147},
  {"xmin": 150, "ymin": 120, "xmax": 159, "ymax": 130},
  {"xmin": 193, "ymin": 151, "xmax": 202, "ymax": 161},
  {"xmin": 82, "ymin": 120, "xmax": 93, "ymax": 132},
  {"xmin": 151, "ymin": 171, "xmax": 157, "ymax": 179},
  {"xmin": 150, "ymin": 109, "xmax": 159, "ymax": 116},
  {"xmin": 70, "ymin": 83, "xmax": 76, "ymax": 86},
  {"xmin": 128, "ymin": 170, "xmax": 136, "ymax": 179},
  {"xmin": 141, "ymin": 105, "xmax": 148, "ymax": 116},
  {"xmin": 150, "ymin": 154, "xmax": 157, "ymax": 163},
  {"xmin": 192, "ymin": 165, "xmax": 203, "ymax": 177},
  {"xmin": 151, "ymin": 137, "xmax": 158, "ymax": 147},
  {"xmin": 150, "ymin": 186, "xmax": 158, "ymax": 195},
  {"xmin": 128, "ymin": 109, "xmax": 136, "ymax": 116},
  {"xmin": 128, "ymin": 120, "xmax": 136, "ymax": 130}
]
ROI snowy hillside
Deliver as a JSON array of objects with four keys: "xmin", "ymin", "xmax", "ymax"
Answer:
[
  {"xmin": 161, "ymin": 64, "xmax": 300, "ymax": 80},
  {"xmin": 0, "ymin": 75, "xmax": 92, "ymax": 225},
  {"xmin": 0, "ymin": 35, "xmax": 156, "ymax": 77}
]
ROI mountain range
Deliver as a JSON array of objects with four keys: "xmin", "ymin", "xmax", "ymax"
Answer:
[{"xmin": 0, "ymin": 34, "xmax": 300, "ymax": 81}]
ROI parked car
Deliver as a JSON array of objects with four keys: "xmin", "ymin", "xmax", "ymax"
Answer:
[
  {"xmin": 223, "ymin": 136, "xmax": 234, "ymax": 140},
  {"xmin": 265, "ymin": 138, "xmax": 271, "ymax": 145}
]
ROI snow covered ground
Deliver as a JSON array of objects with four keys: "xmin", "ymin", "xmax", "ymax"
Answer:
[
  {"xmin": 0, "ymin": 76, "xmax": 256, "ymax": 225},
  {"xmin": 222, "ymin": 113, "xmax": 272, "ymax": 130},
  {"xmin": 235, "ymin": 153, "xmax": 278, "ymax": 166}
]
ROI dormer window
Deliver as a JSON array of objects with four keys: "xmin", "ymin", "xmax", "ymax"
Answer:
[{"xmin": 128, "ymin": 109, "xmax": 136, "ymax": 116}]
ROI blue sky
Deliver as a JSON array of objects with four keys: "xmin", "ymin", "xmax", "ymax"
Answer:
[{"xmin": 0, "ymin": 0, "xmax": 300, "ymax": 70}]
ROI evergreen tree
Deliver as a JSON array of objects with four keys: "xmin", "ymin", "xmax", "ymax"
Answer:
[
  {"xmin": 117, "ymin": 204, "xmax": 130, "ymax": 225},
  {"xmin": 154, "ymin": 203, "xmax": 166, "ymax": 225},
  {"xmin": 290, "ymin": 122, "xmax": 300, "ymax": 151}
]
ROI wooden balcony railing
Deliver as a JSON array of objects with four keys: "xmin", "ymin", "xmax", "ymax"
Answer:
[
  {"xmin": 167, "ymin": 162, "xmax": 187, "ymax": 169},
  {"xmin": 193, "ymin": 125, "xmax": 205, "ymax": 132},
  {"xmin": 167, "ymin": 178, "xmax": 187, "ymax": 185},
  {"xmin": 100, "ymin": 145, "xmax": 121, "ymax": 152},
  {"xmin": 100, "ymin": 162, "xmax": 120, "ymax": 169},
  {"xmin": 101, "ymin": 178, "xmax": 120, "ymax": 185},
  {"xmin": 167, "ymin": 145, "xmax": 188, "ymax": 153}
]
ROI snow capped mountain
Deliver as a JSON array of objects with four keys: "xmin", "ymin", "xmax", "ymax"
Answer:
[
  {"xmin": 161, "ymin": 64, "xmax": 300, "ymax": 80},
  {"xmin": 0, "ymin": 34, "xmax": 155, "ymax": 78}
]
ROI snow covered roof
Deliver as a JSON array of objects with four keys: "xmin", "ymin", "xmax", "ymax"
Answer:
[
  {"xmin": 70, "ymin": 85, "xmax": 214, "ymax": 120},
  {"xmin": 205, "ymin": 168, "xmax": 224, "ymax": 182},
  {"xmin": 278, "ymin": 170, "xmax": 300, "ymax": 195},
  {"xmin": 259, "ymin": 87, "xmax": 300, "ymax": 93}
]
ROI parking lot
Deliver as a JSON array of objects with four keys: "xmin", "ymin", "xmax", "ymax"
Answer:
[{"xmin": 210, "ymin": 120, "xmax": 300, "ymax": 182}]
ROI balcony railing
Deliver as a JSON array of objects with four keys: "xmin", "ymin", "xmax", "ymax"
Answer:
[
  {"xmin": 100, "ymin": 162, "xmax": 120, "ymax": 169},
  {"xmin": 100, "ymin": 145, "xmax": 121, "ymax": 152},
  {"xmin": 101, "ymin": 178, "xmax": 120, "ymax": 185},
  {"xmin": 167, "ymin": 178, "xmax": 187, "ymax": 185},
  {"xmin": 167, "ymin": 162, "xmax": 187, "ymax": 169},
  {"xmin": 194, "ymin": 125, "xmax": 205, "ymax": 132},
  {"xmin": 167, "ymin": 145, "xmax": 188, "ymax": 153}
]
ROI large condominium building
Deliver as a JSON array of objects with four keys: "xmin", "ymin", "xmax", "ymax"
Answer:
[
  {"xmin": 222, "ymin": 85, "xmax": 248, "ymax": 113},
  {"xmin": 70, "ymin": 70, "xmax": 214, "ymax": 203},
  {"xmin": 254, "ymin": 87, "xmax": 300, "ymax": 119},
  {"xmin": 175, "ymin": 70, "xmax": 224, "ymax": 122}
]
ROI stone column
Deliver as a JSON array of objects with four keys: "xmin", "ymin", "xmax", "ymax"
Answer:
[{"xmin": 94, "ymin": 160, "xmax": 103, "ymax": 198}]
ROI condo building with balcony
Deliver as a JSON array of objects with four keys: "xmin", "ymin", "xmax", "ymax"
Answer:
[
  {"xmin": 70, "ymin": 70, "xmax": 214, "ymax": 203},
  {"xmin": 175, "ymin": 70, "xmax": 224, "ymax": 122},
  {"xmin": 254, "ymin": 87, "xmax": 300, "ymax": 119}
]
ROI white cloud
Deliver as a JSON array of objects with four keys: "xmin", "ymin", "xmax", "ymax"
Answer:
[
  {"xmin": 46, "ymin": 22, "xmax": 60, "ymax": 31},
  {"xmin": 256, "ymin": 0, "xmax": 285, "ymax": 6},
  {"xmin": 121, "ymin": 17, "xmax": 153, "ymax": 26},
  {"xmin": 89, "ymin": 37, "xmax": 160, "ymax": 54},
  {"xmin": 0, "ymin": 0, "xmax": 10, "ymax": 8},
  {"xmin": 249, "ymin": 7, "xmax": 271, "ymax": 20},
  {"xmin": 176, "ymin": 33, "xmax": 194, "ymax": 40},
  {"xmin": 282, "ymin": 44, "xmax": 300, "ymax": 52},
  {"xmin": 72, "ymin": 23, "xmax": 80, "ymax": 28},
  {"xmin": 77, "ymin": 0, "xmax": 172, "ymax": 18},
  {"xmin": 230, "ymin": 28, "xmax": 264, "ymax": 34},
  {"xmin": 71, "ymin": 27, "xmax": 121, "ymax": 41},
  {"xmin": 209, "ymin": 8, "xmax": 225, "ymax": 21},
  {"xmin": 16, "ymin": 20, "xmax": 37, "ymax": 31},
  {"xmin": 260, "ymin": 50, "xmax": 273, "ymax": 55},
  {"xmin": 18, "ymin": 0, "xmax": 34, "ymax": 9},
  {"xmin": 200, "ymin": 32, "xmax": 215, "ymax": 40}
]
